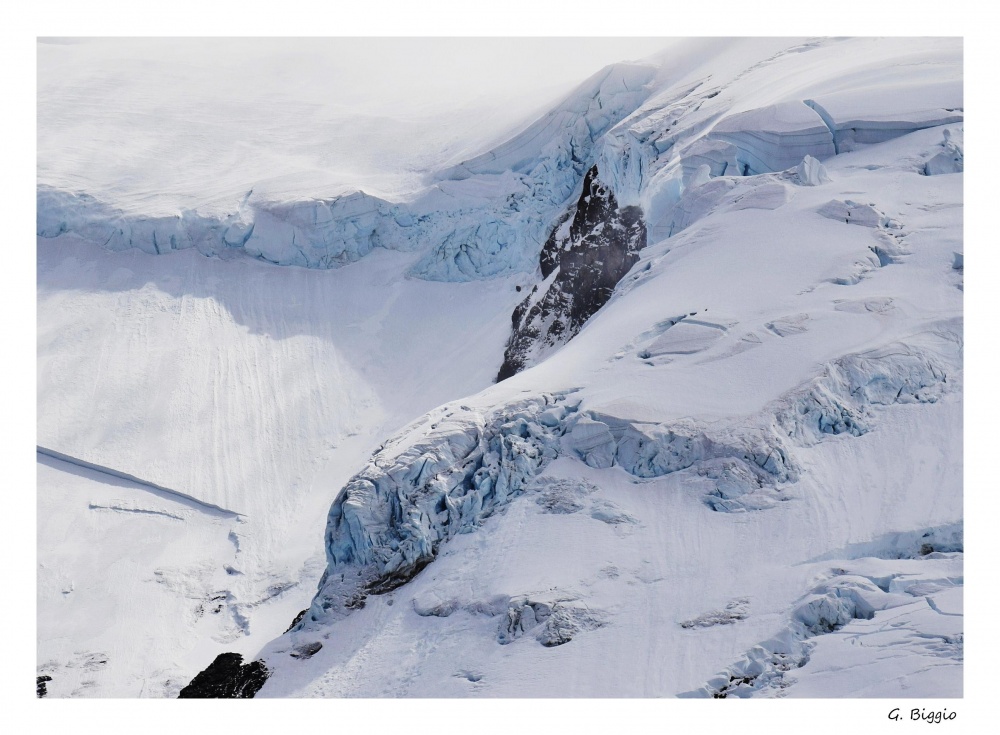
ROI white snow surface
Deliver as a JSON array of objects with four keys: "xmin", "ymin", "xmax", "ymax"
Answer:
[
  {"xmin": 37, "ymin": 239, "xmax": 528, "ymax": 696},
  {"xmin": 37, "ymin": 37, "xmax": 962, "ymax": 698},
  {"xmin": 37, "ymin": 37, "xmax": 671, "ymax": 212},
  {"xmin": 38, "ymin": 37, "xmax": 961, "ymax": 280}
]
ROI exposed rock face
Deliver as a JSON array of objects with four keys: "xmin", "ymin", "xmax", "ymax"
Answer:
[
  {"xmin": 177, "ymin": 652, "xmax": 269, "ymax": 698},
  {"xmin": 496, "ymin": 166, "xmax": 646, "ymax": 381},
  {"xmin": 36, "ymin": 675, "xmax": 52, "ymax": 698}
]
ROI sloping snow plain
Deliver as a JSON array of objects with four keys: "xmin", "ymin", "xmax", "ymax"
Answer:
[
  {"xmin": 37, "ymin": 239, "xmax": 526, "ymax": 697},
  {"xmin": 37, "ymin": 36, "xmax": 962, "ymax": 699}
]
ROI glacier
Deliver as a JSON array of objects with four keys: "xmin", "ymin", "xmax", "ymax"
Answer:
[
  {"xmin": 296, "ymin": 330, "xmax": 958, "ymax": 627},
  {"xmin": 36, "ymin": 36, "xmax": 963, "ymax": 702},
  {"xmin": 37, "ymin": 39, "xmax": 961, "ymax": 285},
  {"xmin": 37, "ymin": 62, "xmax": 661, "ymax": 281}
]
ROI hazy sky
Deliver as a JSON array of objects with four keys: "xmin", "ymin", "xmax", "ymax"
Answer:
[
  {"xmin": 38, "ymin": 37, "xmax": 675, "ymax": 112},
  {"xmin": 37, "ymin": 37, "xmax": 678, "ymax": 209}
]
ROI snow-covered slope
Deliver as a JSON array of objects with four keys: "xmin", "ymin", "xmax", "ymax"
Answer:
[
  {"xmin": 252, "ymin": 120, "xmax": 963, "ymax": 697},
  {"xmin": 37, "ymin": 37, "xmax": 962, "ymax": 699},
  {"xmin": 36, "ymin": 237, "xmax": 527, "ymax": 697}
]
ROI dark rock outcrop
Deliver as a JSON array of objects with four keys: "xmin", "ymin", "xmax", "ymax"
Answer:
[
  {"xmin": 36, "ymin": 675, "xmax": 52, "ymax": 698},
  {"xmin": 497, "ymin": 165, "xmax": 646, "ymax": 381},
  {"xmin": 283, "ymin": 608, "xmax": 309, "ymax": 634},
  {"xmin": 177, "ymin": 652, "xmax": 269, "ymax": 698}
]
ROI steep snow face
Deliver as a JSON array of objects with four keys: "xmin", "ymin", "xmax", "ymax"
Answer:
[
  {"xmin": 491, "ymin": 37, "xmax": 959, "ymax": 382},
  {"xmin": 409, "ymin": 63, "xmax": 656, "ymax": 281},
  {"xmin": 598, "ymin": 37, "xmax": 961, "ymax": 241},
  {"xmin": 305, "ymin": 395, "xmax": 581, "ymax": 625},
  {"xmin": 294, "ymin": 332, "xmax": 958, "ymax": 634},
  {"xmin": 710, "ymin": 101, "xmax": 836, "ymax": 175}
]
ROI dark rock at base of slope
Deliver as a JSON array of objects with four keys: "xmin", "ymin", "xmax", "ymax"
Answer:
[
  {"xmin": 364, "ymin": 556, "xmax": 434, "ymax": 596},
  {"xmin": 284, "ymin": 608, "xmax": 309, "ymax": 634},
  {"xmin": 36, "ymin": 675, "xmax": 52, "ymax": 698},
  {"xmin": 497, "ymin": 165, "xmax": 646, "ymax": 381},
  {"xmin": 177, "ymin": 652, "xmax": 270, "ymax": 698}
]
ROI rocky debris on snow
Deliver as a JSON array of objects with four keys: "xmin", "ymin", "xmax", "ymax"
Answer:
[
  {"xmin": 681, "ymin": 598, "xmax": 750, "ymax": 629},
  {"xmin": 284, "ymin": 609, "xmax": 309, "ymax": 634},
  {"xmin": 290, "ymin": 642, "xmax": 323, "ymax": 660}
]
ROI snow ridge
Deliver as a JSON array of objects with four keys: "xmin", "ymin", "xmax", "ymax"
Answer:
[
  {"xmin": 37, "ymin": 41, "xmax": 961, "ymax": 285},
  {"xmin": 37, "ymin": 62, "xmax": 659, "ymax": 282},
  {"xmin": 295, "ymin": 330, "xmax": 957, "ymax": 636},
  {"xmin": 36, "ymin": 446, "xmax": 244, "ymax": 518}
]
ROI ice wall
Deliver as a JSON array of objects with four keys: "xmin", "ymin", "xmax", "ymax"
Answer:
[
  {"xmin": 38, "ymin": 41, "xmax": 962, "ymax": 282},
  {"xmin": 301, "ymin": 334, "xmax": 958, "ymax": 627}
]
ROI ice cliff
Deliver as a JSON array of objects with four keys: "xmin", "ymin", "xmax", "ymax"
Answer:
[
  {"xmin": 38, "ymin": 40, "xmax": 962, "ymax": 288},
  {"xmin": 296, "ymin": 331, "xmax": 958, "ymax": 631},
  {"xmin": 38, "ymin": 62, "xmax": 659, "ymax": 282}
]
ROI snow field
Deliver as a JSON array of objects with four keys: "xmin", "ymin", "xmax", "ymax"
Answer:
[{"xmin": 37, "ymin": 36, "xmax": 962, "ymax": 698}]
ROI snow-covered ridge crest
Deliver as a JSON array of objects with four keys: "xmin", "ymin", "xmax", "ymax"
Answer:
[
  {"xmin": 37, "ymin": 40, "xmax": 960, "ymax": 283},
  {"xmin": 37, "ymin": 61, "xmax": 660, "ymax": 281},
  {"xmin": 438, "ymin": 63, "xmax": 657, "ymax": 182},
  {"xmin": 590, "ymin": 38, "xmax": 961, "ymax": 240},
  {"xmin": 301, "ymin": 328, "xmax": 959, "ymax": 630},
  {"xmin": 37, "ymin": 185, "xmax": 406, "ymax": 268},
  {"xmin": 570, "ymin": 329, "xmax": 958, "ymax": 511}
]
